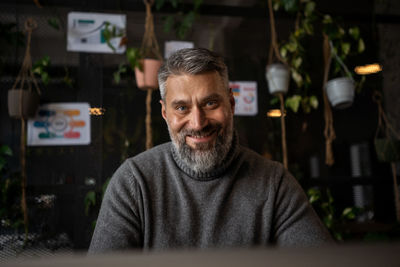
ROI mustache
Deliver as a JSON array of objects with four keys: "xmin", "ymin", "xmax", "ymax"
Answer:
[{"xmin": 179, "ymin": 123, "xmax": 222, "ymax": 137}]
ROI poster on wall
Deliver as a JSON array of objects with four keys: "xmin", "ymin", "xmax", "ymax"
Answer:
[
  {"xmin": 67, "ymin": 12, "xmax": 126, "ymax": 54},
  {"xmin": 27, "ymin": 103, "xmax": 91, "ymax": 146},
  {"xmin": 229, "ymin": 81, "xmax": 258, "ymax": 116}
]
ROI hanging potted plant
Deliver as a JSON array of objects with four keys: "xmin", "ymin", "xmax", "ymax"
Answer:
[
  {"xmin": 322, "ymin": 15, "xmax": 365, "ymax": 109},
  {"xmin": 6, "ymin": 18, "xmax": 41, "ymax": 243},
  {"xmin": 271, "ymin": 0, "xmax": 319, "ymax": 114},
  {"xmin": 8, "ymin": 19, "xmax": 41, "ymax": 119},
  {"xmin": 266, "ymin": 63, "xmax": 290, "ymax": 95},
  {"xmin": 134, "ymin": 0, "xmax": 163, "ymax": 91},
  {"xmin": 372, "ymin": 90, "xmax": 400, "ymax": 222}
]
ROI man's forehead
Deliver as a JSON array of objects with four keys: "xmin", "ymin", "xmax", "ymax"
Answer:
[{"xmin": 164, "ymin": 72, "xmax": 227, "ymax": 99}]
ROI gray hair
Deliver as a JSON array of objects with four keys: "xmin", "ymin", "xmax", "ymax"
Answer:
[{"xmin": 158, "ymin": 48, "xmax": 229, "ymax": 100}]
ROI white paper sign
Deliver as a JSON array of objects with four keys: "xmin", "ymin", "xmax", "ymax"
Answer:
[
  {"xmin": 67, "ymin": 12, "xmax": 126, "ymax": 54},
  {"xmin": 230, "ymin": 81, "xmax": 258, "ymax": 116},
  {"xmin": 27, "ymin": 103, "xmax": 91, "ymax": 146},
  {"xmin": 164, "ymin": 41, "xmax": 194, "ymax": 59}
]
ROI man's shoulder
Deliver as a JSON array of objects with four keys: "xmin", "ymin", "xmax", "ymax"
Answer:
[
  {"xmin": 123, "ymin": 142, "xmax": 173, "ymax": 170},
  {"xmin": 132, "ymin": 142, "xmax": 171, "ymax": 160},
  {"xmin": 237, "ymin": 145, "xmax": 287, "ymax": 178},
  {"xmin": 239, "ymin": 145, "xmax": 280, "ymax": 167}
]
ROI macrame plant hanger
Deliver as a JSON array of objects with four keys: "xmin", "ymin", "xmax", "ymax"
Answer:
[
  {"xmin": 267, "ymin": 0, "xmax": 289, "ymax": 169},
  {"xmin": 140, "ymin": 0, "xmax": 163, "ymax": 150},
  {"xmin": 322, "ymin": 33, "xmax": 336, "ymax": 166},
  {"xmin": 373, "ymin": 91, "xmax": 400, "ymax": 222},
  {"xmin": 11, "ymin": 18, "xmax": 41, "ymax": 241}
]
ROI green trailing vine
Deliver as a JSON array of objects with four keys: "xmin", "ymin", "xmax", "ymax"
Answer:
[
  {"xmin": 270, "ymin": 0, "xmax": 365, "ymax": 113},
  {"xmin": 308, "ymin": 187, "xmax": 359, "ymax": 241},
  {"xmin": 156, "ymin": 0, "xmax": 203, "ymax": 40}
]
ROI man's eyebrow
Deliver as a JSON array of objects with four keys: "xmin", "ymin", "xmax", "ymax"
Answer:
[
  {"xmin": 200, "ymin": 93, "xmax": 223, "ymax": 104},
  {"xmin": 171, "ymin": 99, "xmax": 189, "ymax": 107}
]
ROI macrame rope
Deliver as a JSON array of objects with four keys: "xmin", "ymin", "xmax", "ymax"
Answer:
[
  {"xmin": 141, "ymin": 0, "xmax": 162, "ymax": 150},
  {"xmin": 322, "ymin": 33, "xmax": 336, "ymax": 166},
  {"xmin": 12, "ymin": 18, "xmax": 41, "ymax": 242},
  {"xmin": 141, "ymin": 0, "xmax": 162, "ymax": 61},
  {"xmin": 279, "ymin": 93, "xmax": 288, "ymax": 169},
  {"xmin": 267, "ymin": 0, "xmax": 287, "ymax": 66},
  {"xmin": 12, "ymin": 18, "xmax": 41, "ymax": 95},
  {"xmin": 20, "ymin": 118, "xmax": 29, "ymax": 241},
  {"xmin": 373, "ymin": 90, "xmax": 400, "ymax": 222},
  {"xmin": 267, "ymin": 0, "xmax": 288, "ymax": 169}
]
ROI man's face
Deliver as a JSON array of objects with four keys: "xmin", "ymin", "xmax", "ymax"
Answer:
[{"xmin": 160, "ymin": 71, "xmax": 235, "ymax": 172}]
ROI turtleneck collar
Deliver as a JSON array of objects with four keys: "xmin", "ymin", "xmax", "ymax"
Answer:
[{"xmin": 171, "ymin": 132, "xmax": 239, "ymax": 181}]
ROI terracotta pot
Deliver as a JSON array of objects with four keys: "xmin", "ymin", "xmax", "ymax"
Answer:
[
  {"xmin": 325, "ymin": 77, "xmax": 355, "ymax": 109},
  {"xmin": 8, "ymin": 89, "xmax": 40, "ymax": 119},
  {"xmin": 266, "ymin": 63, "xmax": 290, "ymax": 95},
  {"xmin": 134, "ymin": 59, "xmax": 162, "ymax": 90}
]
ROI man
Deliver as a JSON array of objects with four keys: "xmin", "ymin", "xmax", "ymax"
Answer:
[{"xmin": 88, "ymin": 48, "xmax": 332, "ymax": 253}]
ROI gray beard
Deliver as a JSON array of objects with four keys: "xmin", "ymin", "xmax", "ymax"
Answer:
[{"xmin": 169, "ymin": 117, "xmax": 234, "ymax": 173}]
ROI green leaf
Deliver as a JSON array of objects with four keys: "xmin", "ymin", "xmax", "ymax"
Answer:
[
  {"xmin": 341, "ymin": 207, "xmax": 356, "ymax": 220},
  {"xmin": 323, "ymin": 15, "xmax": 332, "ymax": 24},
  {"xmin": 280, "ymin": 46, "xmax": 288, "ymax": 59},
  {"xmin": 282, "ymin": 0, "xmax": 298, "ymax": 13},
  {"xmin": 285, "ymin": 95, "xmax": 302, "ymax": 113},
  {"xmin": 338, "ymin": 27, "xmax": 345, "ymax": 37},
  {"xmin": 291, "ymin": 70, "xmax": 303, "ymax": 88},
  {"xmin": 293, "ymin": 56, "xmax": 302, "ymax": 68},
  {"xmin": 309, "ymin": 95, "xmax": 318, "ymax": 109},
  {"xmin": 0, "ymin": 145, "xmax": 12, "ymax": 156},
  {"xmin": 178, "ymin": 11, "xmax": 196, "ymax": 39},
  {"xmin": 113, "ymin": 71, "xmax": 121, "ymax": 84},
  {"xmin": 304, "ymin": 1, "xmax": 315, "ymax": 17},
  {"xmin": 349, "ymin": 27, "xmax": 360, "ymax": 40},
  {"xmin": 163, "ymin": 15, "xmax": 175, "ymax": 34},
  {"xmin": 126, "ymin": 47, "xmax": 142, "ymax": 70},
  {"xmin": 341, "ymin": 42, "xmax": 351, "ymax": 56},
  {"xmin": 323, "ymin": 214, "xmax": 333, "ymax": 229},
  {"xmin": 270, "ymin": 96, "xmax": 279, "ymax": 105},
  {"xmin": 303, "ymin": 19, "xmax": 314, "ymax": 35},
  {"xmin": 84, "ymin": 191, "xmax": 96, "ymax": 216},
  {"xmin": 41, "ymin": 72, "xmax": 50, "ymax": 85},
  {"xmin": 358, "ymin": 38, "xmax": 365, "ymax": 53},
  {"xmin": 47, "ymin": 17, "xmax": 60, "ymax": 30},
  {"xmin": 286, "ymin": 41, "xmax": 297, "ymax": 52},
  {"xmin": 273, "ymin": 1, "xmax": 280, "ymax": 11},
  {"xmin": 155, "ymin": 0, "xmax": 165, "ymax": 10}
]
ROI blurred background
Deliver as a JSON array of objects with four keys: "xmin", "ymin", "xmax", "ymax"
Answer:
[{"xmin": 0, "ymin": 0, "xmax": 400, "ymax": 260}]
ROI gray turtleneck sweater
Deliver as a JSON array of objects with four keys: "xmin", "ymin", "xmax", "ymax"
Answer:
[{"xmin": 88, "ymin": 138, "xmax": 333, "ymax": 253}]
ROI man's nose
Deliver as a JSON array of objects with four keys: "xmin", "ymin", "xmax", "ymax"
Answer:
[{"xmin": 189, "ymin": 107, "xmax": 207, "ymax": 131}]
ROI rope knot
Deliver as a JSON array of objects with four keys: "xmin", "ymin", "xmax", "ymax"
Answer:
[{"xmin": 24, "ymin": 18, "xmax": 37, "ymax": 32}]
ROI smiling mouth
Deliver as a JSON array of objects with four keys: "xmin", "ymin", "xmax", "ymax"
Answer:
[{"xmin": 186, "ymin": 130, "xmax": 216, "ymax": 144}]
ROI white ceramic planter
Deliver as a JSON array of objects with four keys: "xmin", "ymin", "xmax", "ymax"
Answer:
[
  {"xmin": 266, "ymin": 63, "xmax": 290, "ymax": 95},
  {"xmin": 325, "ymin": 77, "xmax": 355, "ymax": 109}
]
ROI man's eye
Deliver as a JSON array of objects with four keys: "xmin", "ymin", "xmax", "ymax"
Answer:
[
  {"xmin": 206, "ymin": 101, "xmax": 218, "ymax": 107},
  {"xmin": 176, "ymin": 106, "xmax": 187, "ymax": 112}
]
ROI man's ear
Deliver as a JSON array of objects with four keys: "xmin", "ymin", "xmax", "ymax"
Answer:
[{"xmin": 160, "ymin": 100, "xmax": 167, "ymax": 120}]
